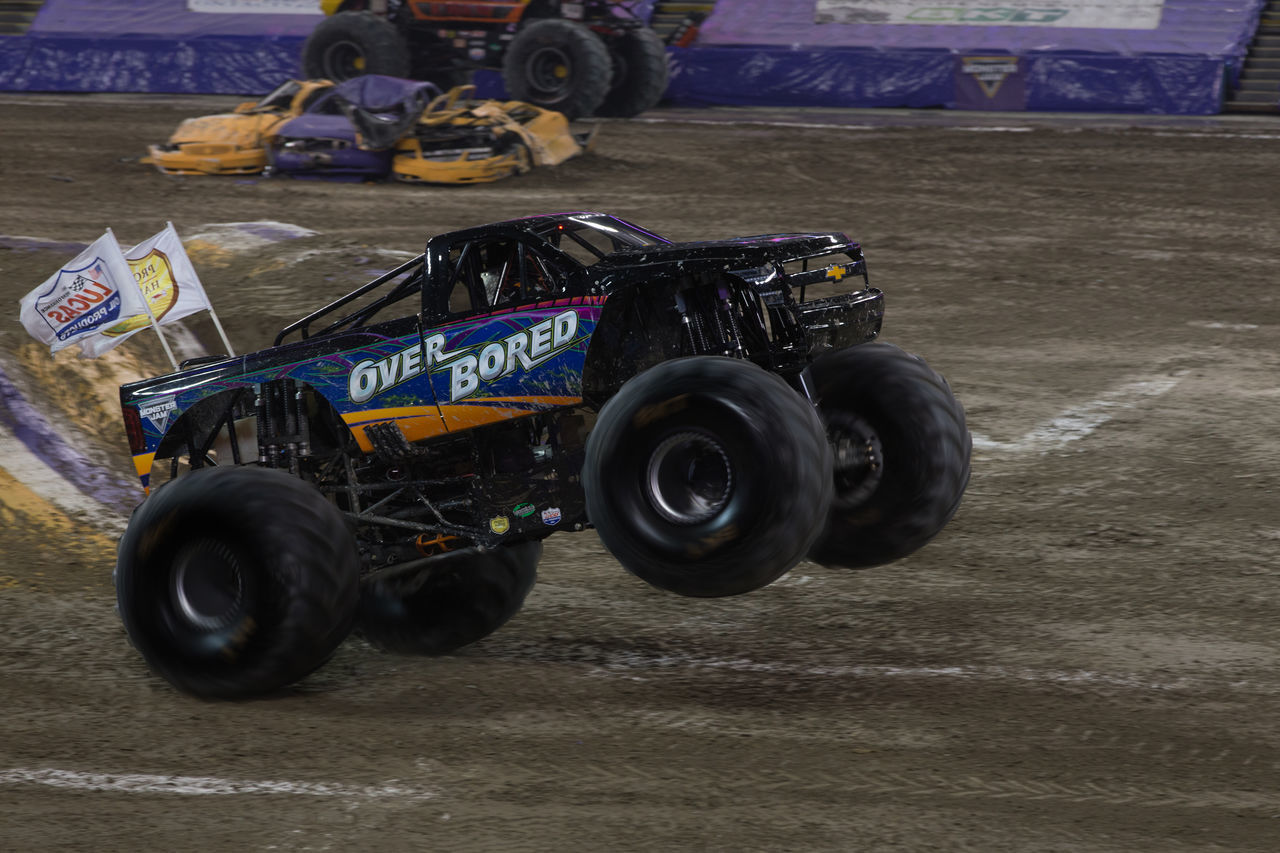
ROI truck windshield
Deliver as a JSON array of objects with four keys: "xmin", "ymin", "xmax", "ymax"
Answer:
[{"xmin": 533, "ymin": 214, "xmax": 670, "ymax": 266}]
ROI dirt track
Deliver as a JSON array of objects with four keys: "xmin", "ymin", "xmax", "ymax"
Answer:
[{"xmin": 2, "ymin": 95, "xmax": 1280, "ymax": 851}]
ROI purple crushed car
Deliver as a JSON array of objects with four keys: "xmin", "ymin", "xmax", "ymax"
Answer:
[{"xmin": 268, "ymin": 75, "xmax": 441, "ymax": 180}]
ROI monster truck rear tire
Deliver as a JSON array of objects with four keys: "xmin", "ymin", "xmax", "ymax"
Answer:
[
  {"xmin": 302, "ymin": 11, "xmax": 411, "ymax": 82},
  {"xmin": 115, "ymin": 466, "xmax": 360, "ymax": 699},
  {"xmin": 807, "ymin": 342, "xmax": 971, "ymax": 569},
  {"xmin": 596, "ymin": 28, "xmax": 670, "ymax": 118},
  {"xmin": 583, "ymin": 356, "xmax": 833, "ymax": 598},
  {"xmin": 356, "ymin": 541, "xmax": 540, "ymax": 655},
  {"xmin": 502, "ymin": 19, "xmax": 612, "ymax": 120}
]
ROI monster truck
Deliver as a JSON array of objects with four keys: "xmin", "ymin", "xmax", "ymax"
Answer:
[
  {"xmin": 114, "ymin": 212, "xmax": 971, "ymax": 698},
  {"xmin": 302, "ymin": 1, "xmax": 670, "ymax": 119}
]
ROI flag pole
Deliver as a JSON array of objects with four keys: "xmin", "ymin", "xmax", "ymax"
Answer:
[
  {"xmin": 108, "ymin": 228, "xmax": 178, "ymax": 372},
  {"xmin": 168, "ymin": 222, "xmax": 235, "ymax": 357}
]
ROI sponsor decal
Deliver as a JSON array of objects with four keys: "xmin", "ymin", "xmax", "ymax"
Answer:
[
  {"xmin": 348, "ymin": 309, "xmax": 579, "ymax": 404},
  {"xmin": 37, "ymin": 261, "xmax": 124, "ymax": 342},
  {"xmin": 489, "ymin": 516, "xmax": 510, "ymax": 534},
  {"xmin": 540, "ymin": 507, "xmax": 562, "ymax": 526},
  {"xmin": 188, "ymin": 0, "xmax": 319, "ymax": 14},
  {"xmin": 103, "ymin": 249, "xmax": 180, "ymax": 337},
  {"xmin": 814, "ymin": 1, "xmax": 1164, "ymax": 30},
  {"xmin": 513, "ymin": 502, "xmax": 536, "ymax": 518},
  {"xmin": 961, "ymin": 56, "xmax": 1021, "ymax": 99},
  {"xmin": 138, "ymin": 397, "xmax": 178, "ymax": 432}
]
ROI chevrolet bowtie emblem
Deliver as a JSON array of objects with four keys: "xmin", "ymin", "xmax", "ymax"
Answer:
[{"xmin": 825, "ymin": 264, "xmax": 848, "ymax": 282}]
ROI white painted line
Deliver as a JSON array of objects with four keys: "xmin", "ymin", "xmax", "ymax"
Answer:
[
  {"xmin": 1151, "ymin": 131, "xmax": 1280, "ymax": 141},
  {"xmin": 1188, "ymin": 320, "xmax": 1258, "ymax": 331},
  {"xmin": 948, "ymin": 126, "xmax": 1035, "ymax": 133},
  {"xmin": 0, "ymin": 767, "xmax": 436, "ymax": 801},
  {"xmin": 634, "ymin": 116, "xmax": 1280, "ymax": 140},
  {"xmin": 572, "ymin": 649, "xmax": 1265, "ymax": 695},
  {"xmin": 971, "ymin": 373, "xmax": 1183, "ymax": 454},
  {"xmin": 0, "ymin": 423, "xmax": 126, "ymax": 534},
  {"xmin": 638, "ymin": 117, "xmax": 1030, "ymax": 134},
  {"xmin": 632, "ymin": 116, "xmax": 882, "ymax": 132}
]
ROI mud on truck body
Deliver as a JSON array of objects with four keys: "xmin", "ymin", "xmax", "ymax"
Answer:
[{"xmin": 115, "ymin": 212, "xmax": 971, "ymax": 698}]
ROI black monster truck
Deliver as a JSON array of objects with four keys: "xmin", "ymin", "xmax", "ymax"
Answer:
[
  {"xmin": 302, "ymin": 1, "xmax": 670, "ymax": 119},
  {"xmin": 114, "ymin": 212, "xmax": 971, "ymax": 698}
]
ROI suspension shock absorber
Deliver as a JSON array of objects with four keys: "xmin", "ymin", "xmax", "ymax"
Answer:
[
  {"xmin": 717, "ymin": 282, "xmax": 746, "ymax": 358},
  {"xmin": 675, "ymin": 290, "xmax": 711, "ymax": 353}
]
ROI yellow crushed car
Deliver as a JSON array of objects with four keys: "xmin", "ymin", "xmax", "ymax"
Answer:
[
  {"xmin": 145, "ymin": 79, "xmax": 335, "ymax": 176},
  {"xmin": 392, "ymin": 86, "xmax": 597, "ymax": 185}
]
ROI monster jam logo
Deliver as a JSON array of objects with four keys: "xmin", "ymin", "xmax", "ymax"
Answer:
[
  {"xmin": 348, "ymin": 309, "xmax": 579, "ymax": 404},
  {"xmin": 138, "ymin": 397, "xmax": 178, "ymax": 432},
  {"xmin": 961, "ymin": 56, "xmax": 1021, "ymax": 98}
]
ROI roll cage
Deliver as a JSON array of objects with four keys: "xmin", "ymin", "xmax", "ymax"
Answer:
[{"xmin": 274, "ymin": 213, "xmax": 670, "ymax": 346}]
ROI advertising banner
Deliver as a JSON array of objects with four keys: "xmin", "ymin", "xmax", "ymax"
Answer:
[{"xmin": 815, "ymin": 1, "xmax": 1165, "ymax": 29}]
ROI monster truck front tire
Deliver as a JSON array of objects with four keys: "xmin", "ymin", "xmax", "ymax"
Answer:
[
  {"xmin": 302, "ymin": 11, "xmax": 411, "ymax": 82},
  {"xmin": 596, "ymin": 28, "xmax": 670, "ymax": 118},
  {"xmin": 115, "ymin": 466, "xmax": 360, "ymax": 699},
  {"xmin": 807, "ymin": 342, "xmax": 971, "ymax": 569},
  {"xmin": 357, "ymin": 542, "xmax": 541, "ymax": 655},
  {"xmin": 502, "ymin": 19, "xmax": 612, "ymax": 120},
  {"xmin": 583, "ymin": 356, "xmax": 833, "ymax": 598}
]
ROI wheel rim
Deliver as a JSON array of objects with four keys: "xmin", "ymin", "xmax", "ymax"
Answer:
[
  {"xmin": 322, "ymin": 40, "xmax": 367, "ymax": 80},
  {"xmin": 828, "ymin": 413, "xmax": 884, "ymax": 508},
  {"xmin": 524, "ymin": 46, "xmax": 574, "ymax": 100},
  {"xmin": 644, "ymin": 430, "xmax": 734, "ymax": 525},
  {"xmin": 170, "ymin": 538, "xmax": 246, "ymax": 631}
]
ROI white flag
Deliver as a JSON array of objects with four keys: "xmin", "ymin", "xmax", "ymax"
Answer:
[
  {"xmin": 77, "ymin": 223, "xmax": 215, "ymax": 358},
  {"xmin": 19, "ymin": 231, "xmax": 146, "ymax": 354}
]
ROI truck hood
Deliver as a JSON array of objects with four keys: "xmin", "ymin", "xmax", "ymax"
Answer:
[{"xmin": 595, "ymin": 232, "xmax": 854, "ymax": 270}]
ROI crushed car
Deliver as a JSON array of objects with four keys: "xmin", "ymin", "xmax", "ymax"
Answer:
[
  {"xmin": 146, "ymin": 76, "xmax": 594, "ymax": 184},
  {"xmin": 271, "ymin": 84, "xmax": 595, "ymax": 184},
  {"xmin": 145, "ymin": 79, "xmax": 336, "ymax": 176},
  {"xmin": 113, "ymin": 212, "xmax": 972, "ymax": 698}
]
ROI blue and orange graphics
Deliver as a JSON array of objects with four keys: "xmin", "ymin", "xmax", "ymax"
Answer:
[
  {"xmin": 127, "ymin": 297, "xmax": 604, "ymax": 481},
  {"xmin": 331, "ymin": 299, "xmax": 603, "ymax": 446}
]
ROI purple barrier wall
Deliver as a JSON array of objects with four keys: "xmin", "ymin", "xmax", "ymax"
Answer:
[
  {"xmin": 1, "ymin": 0, "xmax": 320, "ymax": 93},
  {"xmin": 668, "ymin": 0, "xmax": 1265, "ymax": 114},
  {"xmin": 0, "ymin": 0, "xmax": 1267, "ymax": 113}
]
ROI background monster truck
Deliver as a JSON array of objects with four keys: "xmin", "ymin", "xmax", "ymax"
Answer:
[
  {"xmin": 304, "ymin": 1, "xmax": 671, "ymax": 119},
  {"xmin": 113, "ymin": 211, "xmax": 969, "ymax": 698}
]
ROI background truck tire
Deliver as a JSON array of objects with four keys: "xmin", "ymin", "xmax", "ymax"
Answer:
[
  {"xmin": 115, "ymin": 466, "xmax": 360, "ymax": 699},
  {"xmin": 357, "ymin": 541, "xmax": 541, "ymax": 655},
  {"xmin": 807, "ymin": 342, "xmax": 971, "ymax": 569},
  {"xmin": 502, "ymin": 19, "xmax": 613, "ymax": 119},
  {"xmin": 583, "ymin": 356, "xmax": 833, "ymax": 598},
  {"xmin": 302, "ymin": 11, "xmax": 411, "ymax": 82},
  {"xmin": 596, "ymin": 28, "xmax": 670, "ymax": 118}
]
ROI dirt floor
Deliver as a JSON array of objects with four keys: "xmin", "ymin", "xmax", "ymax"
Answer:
[{"xmin": 1, "ymin": 93, "xmax": 1280, "ymax": 852}]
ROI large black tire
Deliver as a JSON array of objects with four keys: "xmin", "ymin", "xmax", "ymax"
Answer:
[
  {"xmin": 302, "ymin": 11, "xmax": 411, "ymax": 82},
  {"xmin": 807, "ymin": 343, "xmax": 971, "ymax": 569},
  {"xmin": 357, "ymin": 541, "xmax": 541, "ymax": 655},
  {"xmin": 596, "ymin": 28, "xmax": 670, "ymax": 118},
  {"xmin": 115, "ymin": 466, "xmax": 360, "ymax": 699},
  {"xmin": 502, "ymin": 19, "xmax": 612, "ymax": 119},
  {"xmin": 583, "ymin": 356, "xmax": 833, "ymax": 598}
]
